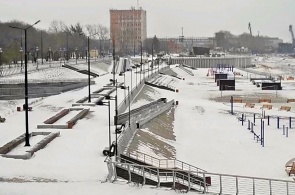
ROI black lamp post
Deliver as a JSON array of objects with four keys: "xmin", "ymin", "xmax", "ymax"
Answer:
[
  {"xmin": 9, "ymin": 20, "xmax": 41, "ymax": 146},
  {"xmin": 120, "ymin": 85, "xmax": 130, "ymax": 127},
  {"xmin": 108, "ymin": 78, "xmax": 118, "ymax": 156},
  {"xmin": 41, "ymin": 31, "xmax": 43, "ymax": 65},
  {"xmin": 63, "ymin": 48, "xmax": 66, "ymax": 65},
  {"xmin": 0, "ymin": 48, "xmax": 2, "ymax": 75},
  {"xmin": 75, "ymin": 47, "xmax": 78, "ymax": 64},
  {"xmin": 95, "ymin": 47, "xmax": 97, "ymax": 62},
  {"xmin": 98, "ymin": 100, "xmax": 112, "ymax": 156},
  {"xmin": 36, "ymin": 46, "xmax": 39, "ymax": 70},
  {"xmin": 87, "ymin": 40, "xmax": 91, "ymax": 102},
  {"xmin": 130, "ymin": 68, "xmax": 133, "ymax": 92},
  {"xmin": 20, "ymin": 47, "xmax": 23, "ymax": 72},
  {"xmin": 152, "ymin": 42, "xmax": 154, "ymax": 75},
  {"xmin": 85, "ymin": 46, "xmax": 88, "ymax": 63},
  {"xmin": 135, "ymin": 65, "xmax": 137, "ymax": 87},
  {"xmin": 59, "ymin": 48, "xmax": 62, "ymax": 66},
  {"xmin": 66, "ymin": 32, "xmax": 69, "ymax": 62},
  {"xmin": 112, "ymin": 37, "xmax": 116, "ymax": 86},
  {"xmin": 140, "ymin": 41, "xmax": 143, "ymax": 82},
  {"xmin": 48, "ymin": 47, "xmax": 51, "ymax": 67},
  {"xmin": 79, "ymin": 32, "xmax": 98, "ymax": 103}
]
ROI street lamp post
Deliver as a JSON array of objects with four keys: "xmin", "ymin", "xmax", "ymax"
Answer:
[
  {"xmin": 66, "ymin": 32, "xmax": 69, "ymax": 62},
  {"xmin": 152, "ymin": 42, "xmax": 154, "ymax": 76},
  {"xmin": 112, "ymin": 38, "xmax": 116, "ymax": 86},
  {"xmin": 85, "ymin": 47, "xmax": 88, "ymax": 63},
  {"xmin": 41, "ymin": 31, "xmax": 43, "ymax": 65},
  {"xmin": 98, "ymin": 100, "xmax": 111, "ymax": 156},
  {"xmin": 75, "ymin": 47, "xmax": 78, "ymax": 64},
  {"xmin": 36, "ymin": 47, "xmax": 39, "ymax": 70},
  {"xmin": 135, "ymin": 65, "xmax": 137, "ymax": 87},
  {"xmin": 120, "ymin": 86, "xmax": 130, "ymax": 127},
  {"xmin": 108, "ymin": 79, "xmax": 118, "ymax": 156},
  {"xmin": 20, "ymin": 47, "xmax": 23, "ymax": 72},
  {"xmin": 140, "ymin": 41, "xmax": 143, "ymax": 82},
  {"xmin": 87, "ymin": 37, "xmax": 91, "ymax": 102},
  {"xmin": 59, "ymin": 48, "xmax": 62, "ymax": 66},
  {"xmin": 63, "ymin": 48, "xmax": 66, "ymax": 65},
  {"xmin": 9, "ymin": 20, "xmax": 41, "ymax": 146},
  {"xmin": 130, "ymin": 68, "xmax": 133, "ymax": 92},
  {"xmin": 79, "ymin": 32, "xmax": 98, "ymax": 103},
  {"xmin": 95, "ymin": 47, "xmax": 97, "ymax": 62},
  {"xmin": 0, "ymin": 48, "xmax": 2, "ymax": 75},
  {"xmin": 48, "ymin": 47, "xmax": 51, "ymax": 67}
]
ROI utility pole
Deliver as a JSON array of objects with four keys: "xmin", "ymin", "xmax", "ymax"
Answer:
[{"xmin": 41, "ymin": 31, "xmax": 43, "ymax": 64}]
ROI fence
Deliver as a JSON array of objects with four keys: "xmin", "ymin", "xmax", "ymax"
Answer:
[
  {"xmin": 170, "ymin": 56, "xmax": 252, "ymax": 68},
  {"xmin": 105, "ymin": 158, "xmax": 295, "ymax": 195}
]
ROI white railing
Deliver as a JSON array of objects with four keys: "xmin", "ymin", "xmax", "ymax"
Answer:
[{"xmin": 106, "ymin": 158, "xmax": 295, "ymax": 194}]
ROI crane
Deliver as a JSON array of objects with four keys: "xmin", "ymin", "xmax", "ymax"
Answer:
[
  {"xmin": 289, "ymin": 25, "xmax": 295, "ymax": 47},
  {"xmin": 248, "ymin": 22, "xmax": 252, "ymax": 36}
]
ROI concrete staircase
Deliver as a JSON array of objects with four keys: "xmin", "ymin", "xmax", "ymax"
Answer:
[{"xmin": 112, "ymin": 152, "xmax": 209, "ymax": 192}]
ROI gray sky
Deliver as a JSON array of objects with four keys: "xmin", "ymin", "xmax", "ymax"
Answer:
[{"xmin": 1, "ymin": 0, "xmax": 294, "ymax": 42}]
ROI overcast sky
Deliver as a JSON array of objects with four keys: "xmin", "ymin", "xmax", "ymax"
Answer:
[{"xmin": 1, "ymin": 0, "xmax": 294, "ymax": 42}]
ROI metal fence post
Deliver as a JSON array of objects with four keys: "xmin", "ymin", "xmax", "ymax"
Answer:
[
  {"xmin": 157, "ymin": 168, "xmax": 160, "ymax": 187},
  {"xmin": 269, "ymin": 180, "xmax": 272, "ymax": 195},
  {"xmin": 128, "ymin": 165, "xmax": 131, "ymax": 183},
  {"xmin": 142, "ymin": 167, "xmax": 146, "ymax": 185},
  {"xmin": 172, "ymin": 170, "xmax": 175, "ymax": 189},
  {"xmin": 236, "ymin": 176, "xmax": 239, "ymax": 195},
  {"xmin": 286, "ymin": 181, "xmax": 289, "ymax": 195},
  {"xmin": 188, "ymin": 172, "xmax": 191, "ymax": 191},
  {"xmin": 203, "ymin": 173, "xmax": 207, "ymax": 193},
  {"xmin": 220, "ymin": 175, "xmax": 222, "ymax": 195},
  {"xmin": 253, "ymin": 178, "xmax": 255, "ymax": 195}
]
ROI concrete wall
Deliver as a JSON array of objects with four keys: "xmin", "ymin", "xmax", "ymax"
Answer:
[
  {"xmin": 0, "ymin": 81, "xmax": 95, "ymax": 100},
  {"xmin": 117, "ymin": 100, "xmax": 174, "ymax": 156},
  {"xmin": 117, "ymin": 65, "xmax": 170, "ymax": 114},
  {"xmin": 170, "ymin": 56, "xmax": 252, "ymax": 68}
]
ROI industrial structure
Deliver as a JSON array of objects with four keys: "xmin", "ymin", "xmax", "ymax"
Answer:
[{"xmin": 110, "ymin": 7, "xmax": 147, "ymax": 55}]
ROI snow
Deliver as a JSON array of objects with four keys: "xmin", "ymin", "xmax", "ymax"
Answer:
[{"xmin": 1, "ymin": 56, "xmax": 295, "ymax": 194}]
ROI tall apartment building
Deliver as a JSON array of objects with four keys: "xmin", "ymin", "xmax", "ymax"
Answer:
[{"xmin": 110, "ymin": 7, "xmax": 147, "ymax": 55}]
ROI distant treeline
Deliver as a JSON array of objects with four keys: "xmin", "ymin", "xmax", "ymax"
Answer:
[{"xmin": 0, "ymin": 20, "xmax": 109, "ymax": 64}]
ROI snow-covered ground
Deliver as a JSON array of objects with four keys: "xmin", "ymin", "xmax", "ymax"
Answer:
[{"xmin": 1, "ymin": 56, "xmax": 295, "ymax": 194}]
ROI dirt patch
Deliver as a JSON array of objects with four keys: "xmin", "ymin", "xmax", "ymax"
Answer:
[
  {"xmin": 210, "ymin": 92, "xmax": 286, "ymax": 103},
  {"xmin": 0, "ymin": 177, "xmax": 64, "ymax": 183},
  {"xmin": 193, "ymin": 106, "xmax": 205, "ymax": 114},
  {"xmin": 39, "ymin": 105, "xmax": 64, "ymax": 112}
]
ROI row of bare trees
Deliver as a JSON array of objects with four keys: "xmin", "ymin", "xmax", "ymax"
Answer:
[{"xmin": 0, "ymin": 20, "xmax": 110, "ymax": 65}]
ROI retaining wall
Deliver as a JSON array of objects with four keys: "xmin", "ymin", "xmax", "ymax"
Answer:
[
  {"xmin": 0, "ymin": 81, "xmax": 95, "ymax": 100},
  {"xmin": 117, "ymin": 65, "xmax": 170, "ymax": 114},
  {"xmin": 170, "ymin": 56, "xmax": 252, "ymax": 68}
]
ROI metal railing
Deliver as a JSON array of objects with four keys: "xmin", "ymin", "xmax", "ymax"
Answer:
[
  {"xmin": 106, "ymin": 157, "xmax": 206, "ymax": 192},
  {"xmin": 125, "ymin": 150, "xmax": 206, "ymax": 174},
  {"xmin": 106, "ymin": 158, "xmax": 295, "ymax": 194}
]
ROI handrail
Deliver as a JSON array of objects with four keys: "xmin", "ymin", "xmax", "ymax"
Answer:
[
  {"xmin": 125, "ymin": 150, "xmax": 206, "ymax": 173},
  {"xmin": 117, "ymin": 98, "xmax": 166, "ymax": 118},
  {"xmin": 106, "ymin": 158, "xmax": 295, "ymax": 194},
  {"xmin": 114, "ymin": 156, "xmax": 206, "ymax": 190}
]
